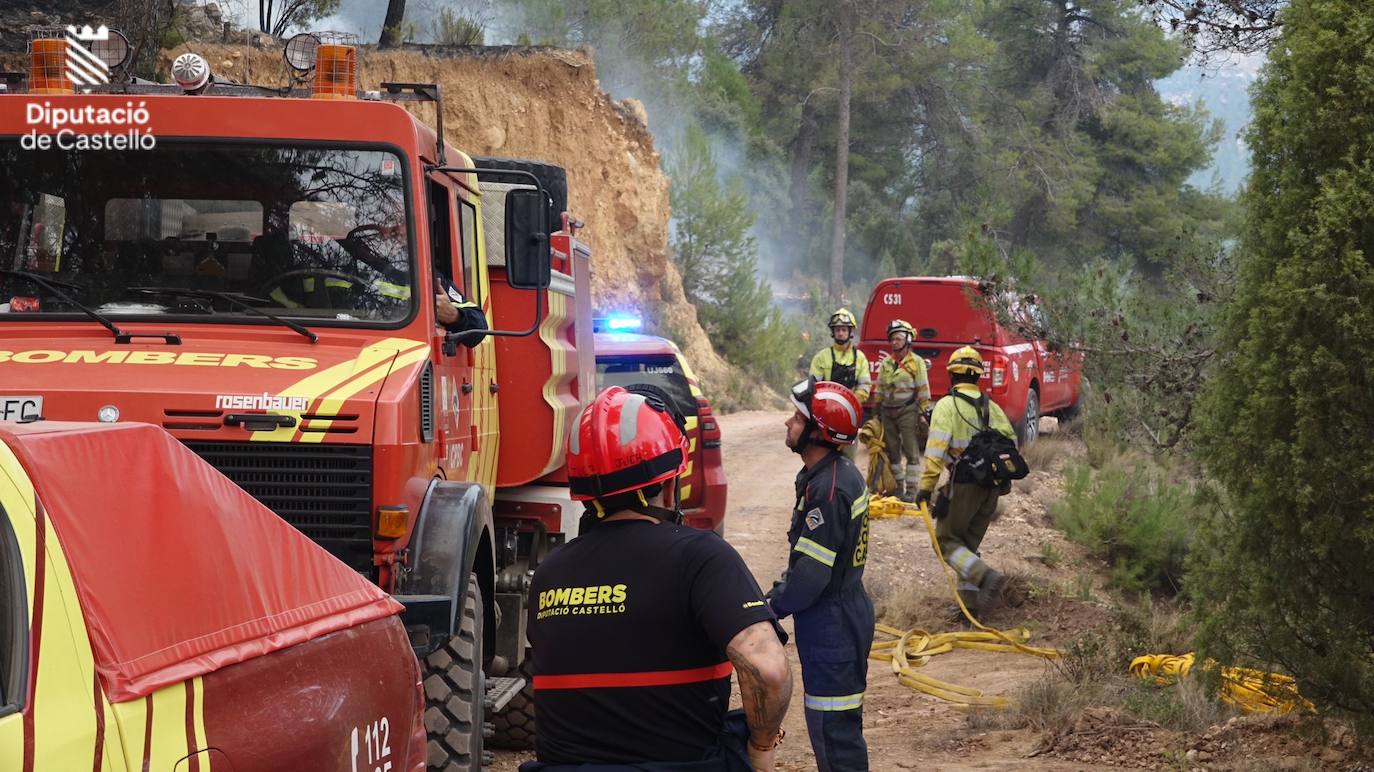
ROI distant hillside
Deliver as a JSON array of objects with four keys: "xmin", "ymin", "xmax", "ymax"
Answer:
[{"xmin": 1156, "ymin": 55, "xmax": 1260, "ymax": 196}]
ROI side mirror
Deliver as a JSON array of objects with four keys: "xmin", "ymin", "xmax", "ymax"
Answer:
[{"xmin": 505, "ymin": 188, "xmax": 551, "ymax": 290}]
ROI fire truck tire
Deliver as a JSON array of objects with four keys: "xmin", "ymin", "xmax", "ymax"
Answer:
[
  {"xmin": 425, "ymin": 573, "xmax": 484, "ymax": 772},
  {"xmin": 1016, "ymin": 388, "xmax": 1040, "ymax": 447},
  {"xmin": 469, "ymin": 156, "xmax": 568, "ymax": 225},
  {"xmin": 490, "ymin": 658, "xmax": 536, "ymax": 750}
]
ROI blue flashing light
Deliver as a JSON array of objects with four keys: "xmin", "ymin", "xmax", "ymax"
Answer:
[{"xmin": 606, "ymin": 316, "xmax": 643, "ymax": 332}]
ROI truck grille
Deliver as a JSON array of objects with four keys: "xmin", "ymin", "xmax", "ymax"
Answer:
[{"xmin": 183, "ymin": 441, "xmax": 374, "ymax": 574}]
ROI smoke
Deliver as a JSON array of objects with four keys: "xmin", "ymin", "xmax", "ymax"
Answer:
[{"xmin": 472, "ymin": 4, "xmax": 800, "ymax": 293}]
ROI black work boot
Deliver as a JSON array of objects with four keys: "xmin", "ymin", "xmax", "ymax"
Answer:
[{"xmin": 977, "ymin": 569, "xmax": 1008, "ymax": 612}]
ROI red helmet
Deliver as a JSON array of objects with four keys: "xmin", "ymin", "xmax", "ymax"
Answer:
[
  {"xmin": 789, "ymin": 377, "xmax": 862, "ymax": 445},
  {"xmin": 567, "ymin": 386, "xmax": 689, "ymax": 501}
]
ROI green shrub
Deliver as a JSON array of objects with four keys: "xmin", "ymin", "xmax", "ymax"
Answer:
[
  {"xmin": 1122, "ymin": 677, "xmax": 1230, "ymax": 733},
  {"xmin": 1053, "ymin": 459, "xmax": 1211, "ymax": 595},
  {"xmin": 1193, "ymin": 0, "xmax": 1374, "ymax": 723}
]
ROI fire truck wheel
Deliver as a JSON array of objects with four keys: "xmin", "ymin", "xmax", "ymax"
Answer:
[
  {"xmin": 490, "ymin": 657, "xmax": 536, "ymax": 750},
  {"xmin": 425, "ymin": 573, "xmax": 484, "ymax": 771}
]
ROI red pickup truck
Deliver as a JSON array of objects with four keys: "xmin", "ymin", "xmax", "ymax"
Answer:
[{"xmin": 859, "ymin": 276, "xmax": 1083, "ymax": 444}]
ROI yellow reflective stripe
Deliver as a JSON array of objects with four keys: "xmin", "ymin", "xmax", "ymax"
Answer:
[
  {"xmin": 794, "ymin": 536, "xmax": 837, "ymax": 567},
  {"xmin": 851, "ymin": 496, "xmax": 868, "ymax": 520},
  {"xmin": 947, "ymin": 546, "xmax": 982, "ymax": 579},
  {"xmin": 303, "ymin": 277, "xmax": 315, "ymax": 292},
  {"xmin": 269, "ymin": 287, "xmax": 300, "ymax": 308},
  {"xmin": 300, "ymin": 343, "xmax": 431, "ymax": 443},
  {"xmin": 375, "ymin": 280, "xmax": 412, "ymax": 300},
  {"xmin": 679, "ymin": 484, "xmax": 693, "ymax": 500},
  {"xmin": 325, "ymin": 278, "xmax": 352, "ymax": 290},
  {"xmin": 250, "ymin": 337, "xmax": 426, "ymax": 443},
  {"xmin": 804, "ymin": 692, "xmax": 865, "ymax": 711}
]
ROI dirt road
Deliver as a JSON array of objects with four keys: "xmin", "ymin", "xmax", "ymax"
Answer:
[
  {"xmin": 717, "ymin": 411, "xmax": 1093, "ymax": 772},
  {"xmin": 493, "ymin": 410, "xmax": 1094, "ymax": 771},
  {"xmin": 493, "ymin": 411, "xmax": 1353, "ymax": 771}
]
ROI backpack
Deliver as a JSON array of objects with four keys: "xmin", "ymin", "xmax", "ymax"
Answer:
[{"xmin": 948, "ymin": 390, "xmax": 1030, "ymax": 486}]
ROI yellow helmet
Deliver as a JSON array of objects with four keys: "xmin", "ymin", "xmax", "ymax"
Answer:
[
  {"xmin": 828, "ymin": 308, "xmax": 857, "ymax": 329},
  {"xmin": 947, "ymin": 346, "xmax": 985, "ymax": 376},
  {"xmin": 886, "ymin": 319, "xmax": 915, "ymax": 340}
]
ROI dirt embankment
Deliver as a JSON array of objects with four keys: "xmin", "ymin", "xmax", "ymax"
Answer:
[{"xmin": 179, "ymin": 44, "xmax": 731, "ymax": 388}]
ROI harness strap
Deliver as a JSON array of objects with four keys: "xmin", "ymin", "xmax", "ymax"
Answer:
[{"xmin": 949, "ymin": 389, "xmax": 991, "ymax": 431}]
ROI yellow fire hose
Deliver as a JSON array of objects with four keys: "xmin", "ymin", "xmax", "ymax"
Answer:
[
  {"xmin": 866, "ymin": 495, "xmax": 1312, "ymax": 715},
  {"xmin": 1129, "ymin": 654, "xmax": 1314, "ymax": 715},
  {"xmin": 867, "ymin": 495, "xmax": 1060, "ymax": 709},
  {"xmin": 858, "ymin": 419, "xmax": 896, "ymax": 497}
]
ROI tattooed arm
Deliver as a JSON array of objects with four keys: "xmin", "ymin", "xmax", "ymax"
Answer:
[{"xmin": 727, "ymin": 621, "xmax": 792, "ymax": 769}]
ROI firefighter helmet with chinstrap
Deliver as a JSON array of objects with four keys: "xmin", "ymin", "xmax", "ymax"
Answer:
[
  {"xmin": 567, "ymin": 386, "xmax": 688, "ymax": 501},
  {"xmin": 886, "ymin": 319, "xmax": 915, "ymax": 342},
  {"xmin": 789, "ymin": 377, "xmax": 862, "ymax": 446}
]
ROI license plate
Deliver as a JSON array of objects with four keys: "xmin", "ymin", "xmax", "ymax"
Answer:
[{"xmin": 0, "ymin": 396, "xmax": 43, "ymax": 422}]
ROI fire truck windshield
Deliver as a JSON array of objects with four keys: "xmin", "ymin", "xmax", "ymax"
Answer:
[{"xmin": 0, "ymin": 142, "xmax": 414, "ymax": 326}]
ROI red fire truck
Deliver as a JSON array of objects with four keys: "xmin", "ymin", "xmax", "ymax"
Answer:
[{"xmin": 0, "ymin": 30, "xmax": 595, "ymax": 769}]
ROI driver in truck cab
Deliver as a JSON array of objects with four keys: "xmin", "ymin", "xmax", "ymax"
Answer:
[{"xmin": 263, "ymin": 221, "xmax": 488, "ymax": 342}]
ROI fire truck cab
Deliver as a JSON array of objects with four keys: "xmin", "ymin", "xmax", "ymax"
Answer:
[{"xmin": 0, "ymin": 33, "xmax": 593, "ymax": 769}]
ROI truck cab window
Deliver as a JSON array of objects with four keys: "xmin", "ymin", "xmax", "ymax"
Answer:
[
  {"xmin": 0, "ymin": 507, "xmax": 26, "ymax": 718},
  {"xmin": 0, "ymin": 143, "xmax": 413, "ymax": 326},
  {"xmin": 459, "ymin": 200, "xmax": 480, "ymax": 304},
  {"xmin": 427, "ymin": 177, "xmax": 458, "ymax": 289}
]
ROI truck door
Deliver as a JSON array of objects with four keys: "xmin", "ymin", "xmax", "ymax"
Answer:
[
  {"xmin": 457, "ymin": 193, "xmax": 499, "ymax": 487},
  {"xmin": 427, "ymin": 175, "xmax": 475, "ymax": 480},
  {"xmin": 1026, "ymin": 302, "xmax": 1069, "ymax": 411}
]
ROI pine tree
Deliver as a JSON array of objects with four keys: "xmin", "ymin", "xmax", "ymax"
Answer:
[
  {"xmin": 1194, "ymin": 0, "xmax": 1374, "ymax": 717},
  {"xmin": 668, "ymin": 124, "xmax": 800, "ymax": 386},
  {"xmin": 668, "ymin": 125, "xmax": 756, "ymax": 303}
]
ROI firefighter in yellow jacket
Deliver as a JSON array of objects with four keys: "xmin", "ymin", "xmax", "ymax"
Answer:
[
  {"xmin": 913, "ymin": 346, "xmax": 1016, "ymax": 617},
  {"xmin": 873, "ymin": 319, "xmax": 931, "ymax": 501},
  {"xmin": 810, "ymin": 309, "xmax": 871, "ymax": 459}
]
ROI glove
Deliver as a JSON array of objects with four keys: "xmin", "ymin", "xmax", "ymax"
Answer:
[{"xmin": 914, "ymin": 488, "xmax": 932, "ymax": 508}]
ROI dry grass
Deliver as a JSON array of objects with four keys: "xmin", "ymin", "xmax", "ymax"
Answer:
[
  {"xmin": 967, "ymin": 671, "xmax": 1117, "ymax": 735},
  {"xmin": 1122, "ymin": 675, "xmax": 1234, "ymax": 733},
  {"xmin": 872, "ymin": 583, "xmax": 955, "ymax": 631},
  {"xmin": 1228, "ymin": 761, "xmax": 1323, "ymax": 772},
  {"xmin": 1021, "ymin": 435, "xmax": 1073, "ymax": 473}
]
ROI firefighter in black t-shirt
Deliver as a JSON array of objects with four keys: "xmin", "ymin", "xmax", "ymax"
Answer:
[
  {"xmin": 522, "ymin": 384, "xmax": 793, "ymax": 771},
  {"xmin": 768, "ymin": 378, "xmax": 875, "ymax": 772}
]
